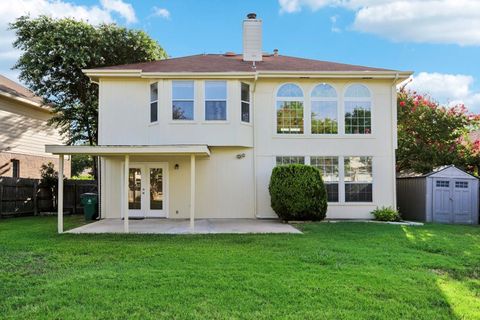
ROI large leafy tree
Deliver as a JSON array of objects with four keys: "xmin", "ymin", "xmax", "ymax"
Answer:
[
  {"xmin": 10, "ymin": 16, "xmax": 167, "ymax": 177},
  {"xmin": 397, "ymin": 88, "xmax": 480, "ymax": 174}
]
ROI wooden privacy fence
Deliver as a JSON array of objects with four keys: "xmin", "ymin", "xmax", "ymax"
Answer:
[{"xmin": 0, "ymin": 177, "xmax": 97, "ymax": 217}]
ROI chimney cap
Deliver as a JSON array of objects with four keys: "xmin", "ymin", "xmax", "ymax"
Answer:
[{"xmin": 247, "ymin": 13, "xmax": 257, "ymax": 19}]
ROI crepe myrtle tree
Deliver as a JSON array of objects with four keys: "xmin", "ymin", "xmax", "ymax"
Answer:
[
  {"xmin": 397, "ymin": 87, "xmax": 480, "ymax": 175},
  {"xmin": 10, "ymin": 16, "xmax": 167, "ymax": 178}
]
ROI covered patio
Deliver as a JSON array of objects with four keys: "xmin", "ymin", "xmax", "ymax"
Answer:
[
  {"xmin": 46, "ymin": 144, "xmax": 210, "ymax": 234},
  {"xmin": 66, "ymin": 218, "xmax": 301, "ymax": 234}
]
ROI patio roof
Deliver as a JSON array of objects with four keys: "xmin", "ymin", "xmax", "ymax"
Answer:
[{"xmin": 45, "ymin": 144, "xmax": 210, "ymax": 156}]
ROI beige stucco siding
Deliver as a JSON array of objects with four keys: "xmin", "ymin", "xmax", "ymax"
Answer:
[
  {"xmin": 253, "ymin": 79, "xmax": 396, "ymax": 219},
  {"xmin": 97, "ymin": 76, "xmax": 398, "ymax": 220},
  {"xmin": 101, "ymin": 147, "xmax": 254, "ymax": 219},
  {"xmin": 98, "ymin": 79, "xmax": 253, "ymax": 147}
]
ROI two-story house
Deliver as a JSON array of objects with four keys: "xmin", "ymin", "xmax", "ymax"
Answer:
[
  {"xmin": 1, "ymin": 74, "xmax": 70, "ymax": 179},
  {"xmin": 47, "ymin": 14, "xmax": 411, "ymax": 233}
]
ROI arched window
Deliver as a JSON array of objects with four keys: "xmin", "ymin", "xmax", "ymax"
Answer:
[
  {"xmin": 276, "ymin": 83, "xmax": 304, "ymax": 134},
  {"xmin": 344, "ymin": 84, "xmax": 371, "ymax": 134},
  {"xmin": 311, "ymin": 84, "xmax": 338, "ymax": 134}
]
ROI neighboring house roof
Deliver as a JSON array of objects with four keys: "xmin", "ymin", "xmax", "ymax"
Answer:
[
  {"xmin": 0, "ymin": 75, "xmax": 50, "ymax": 111},
  {"xmin": 93, "ymin": 54, "xmax": 396, "ymax": 73}
]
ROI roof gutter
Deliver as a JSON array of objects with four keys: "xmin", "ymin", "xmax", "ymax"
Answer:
[{"xmin": 83, "ymin": 68, "xmax": 413, "ymax": 82}]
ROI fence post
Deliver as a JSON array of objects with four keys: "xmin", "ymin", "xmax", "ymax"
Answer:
[
  {"xmin": 73, "ymin": 182, "xmax": 77, "ymax": 214},
  {"xmin": 33, "ymin": 180, "xmax": 38, "ymax": 215}
]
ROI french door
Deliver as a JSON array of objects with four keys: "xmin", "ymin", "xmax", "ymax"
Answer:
[{"xmin": 127, "ymin": 163, "xmax": 168, "ymax": 218}]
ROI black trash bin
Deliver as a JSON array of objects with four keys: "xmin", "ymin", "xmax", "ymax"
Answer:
[{"xmin": 80, "ymin": 193, "xmax": 98, "ymax": 221}]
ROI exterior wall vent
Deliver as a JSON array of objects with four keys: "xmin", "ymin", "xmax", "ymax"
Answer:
[{"xmin": 243, "ymin": 13, "xmax": 262, "ymax": 62}]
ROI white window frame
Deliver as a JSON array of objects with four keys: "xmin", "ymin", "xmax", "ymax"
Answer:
[
  {"xmin": 273, "ymin": 155, "xmax": 374, "ymax": 204},
  {"xmin": 343, "ymin": 84, "xmax": 373, "ymax": 135},
  {"xmin": 310, "ymin": 156, "xmax": 340, "ymax": 203},
  {"xmin": 172, "ymin": 80, "xmax": 195, "ymax": 122},
  {"xmin": 149, "ymin": 81, "xmax": 159, "ymax": 124},
  {"xmin": 241, "ymin": 82, "xmax": 251, "ymax": 124},
  {"xmin": 204, "ymin": 80, "xmax": 228, "ymax": 122},
  {"xmin": 275, "ymin": 83, "xmax": 305, "ymax": 135},
  {"xmin": 275, "ymin": 156, "xmax": 306, "ymax": 166},
  {"xmin": 343, "ymin": 156, "xmax": 373, "ymax": 203},
  {"xmin": 310, "ymin": 83, "xmax": 339, "ymax": 135}
]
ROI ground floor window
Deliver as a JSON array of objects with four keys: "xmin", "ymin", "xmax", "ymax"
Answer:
[
  {"xmin": 344, "ymin": 156, "xmax": 373, "ymax": 202},
  {"xmin": 11, "ymin": 159, "xmax": 20, "ymax": 178},
  {"xmin": 276, "ymin": 156, "xmax": 305, "ymax": 166},
  {"xmin": 310, "ymin": 156, "xmax": 339, "ymax": 202},
  {"xmin": 275, "ymin": 155, "xmax": 373, "ymax": 203}
]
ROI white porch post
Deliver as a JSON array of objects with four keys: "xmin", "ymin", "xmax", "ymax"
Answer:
[
  {"xmin": 57, "ymin": 155, "xmax": 64, "ymax": 234},
  {"xmin": 190, "ymin": 154, "xmax": 196, "ymax": 232},
  {"xmin": 124, "ymin": 155, "xmax": 129, "ymax": 233}
]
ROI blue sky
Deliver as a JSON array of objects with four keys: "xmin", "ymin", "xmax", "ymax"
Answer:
[{"xmin": 1, "ymin": 0, "xmax": 480, "ymax": 111}]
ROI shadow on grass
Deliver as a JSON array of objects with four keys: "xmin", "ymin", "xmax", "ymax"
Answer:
[{"xmin": 401, "ymin": 224, "xmax": 480, "ymax": 319}]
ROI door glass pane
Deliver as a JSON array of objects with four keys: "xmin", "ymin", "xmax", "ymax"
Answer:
[
  {"xmin": 150, "ymin": 168, "xmax": 163, "ymax": 210},
  {"xmin": 128, "ymin": 168, "xmax": 141, "ymax": 209}
]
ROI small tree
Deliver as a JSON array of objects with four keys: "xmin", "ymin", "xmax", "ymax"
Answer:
[
  {"xmin": 10, "ymin": 16, "xmax": 167, "ymax": 178},
  {"xmin": 397, "ymin": 89, "xmax": 480, "ymax": 174},
  {"xmin": 40, "ymin": 162, "xmax": 58, "ymax": 191},
  {"xmin": 269, "ymin": 164, "xmax": 328, "ymax": 221}
]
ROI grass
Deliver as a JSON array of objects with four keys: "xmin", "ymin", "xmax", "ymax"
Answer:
[{"xmin": 0, "ymin": 216, "xmax": 479, "ymax": 319}]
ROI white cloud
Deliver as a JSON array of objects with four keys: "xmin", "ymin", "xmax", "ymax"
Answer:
[
  {"xmin": 0, "ymin": 0, "xmax": 136, "ymax": 82},
  {"xmin": 278, "ymin": 0, "xmax": 480, "ymax": 46},
  {"xmin": 330, "ymin": 15, "xmax": 341, "ymax": 33},
  {"xmin": 152, "ymin": 7, "xmax": 170, "ymax": 19},
  {"xmin": 405, "ymin": 72, "xmax": 480, "ymax": 113},
  {"xmin": 100, "ymin": 0, "xmax": 137, "ymax": 23}
]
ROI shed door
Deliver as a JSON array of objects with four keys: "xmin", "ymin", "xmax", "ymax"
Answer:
[
  {"xmin": 433, "ymin": 179, "xmax": 452, "ymax": 223},
  {"xmin": 452, "ymin": 180, "xmax": 473, "ymax": 224},
  {"xmin": 433, "ymin": 178, "xmax": 475, "ymax": 224}
]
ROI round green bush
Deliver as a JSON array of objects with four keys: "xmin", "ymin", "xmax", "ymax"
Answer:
[
  {"xmin": 371, "ymin": 206, "xmax": 401, "ymax": 222},
  {"xmin": 268, "ymin": 164, "xmax": 328, "ymax": 221}
]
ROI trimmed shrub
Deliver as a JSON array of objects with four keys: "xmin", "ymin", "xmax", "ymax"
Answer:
[
  {"xmin": 269, "ymin": 164, "xmax": 328, "ymax": 221},
  {"xmin": 371, "ymin": 206, "xmax": 401, "ymax": 222}
]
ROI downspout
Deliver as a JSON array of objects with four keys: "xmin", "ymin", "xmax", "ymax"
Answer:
[
  {"xmin": 89, "ymin": 78, "xmax": 102, "ymax": 217},
  {"xmin": 391, "ymin": 73, "xmax": 399, "ymax": 210},
  {"xmin": 252, "ymin": 71, "xmax": 259, "ymax": 218}
]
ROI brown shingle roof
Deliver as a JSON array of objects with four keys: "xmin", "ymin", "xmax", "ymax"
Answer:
[
  {"xmin": 0, "ymin": 75, "xmax": 44, "ymax": 105},
  {"xmin": 95, "ymin": 54, "xmax": 396, "ymax": 73}
]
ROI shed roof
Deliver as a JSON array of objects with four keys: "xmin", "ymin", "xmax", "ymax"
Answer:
[{"xmin": 397, "ymin": 165, "xmax": 477, "ymax": 180}]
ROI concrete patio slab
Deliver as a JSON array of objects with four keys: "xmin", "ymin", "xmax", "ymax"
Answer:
[{"xmin": 66, "ymin": 218, "xmax": 302, "ymax": 234}]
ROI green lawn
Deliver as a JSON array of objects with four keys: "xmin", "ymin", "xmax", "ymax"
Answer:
[{"xmin": 1, "ymin": 216, "xmax": 479, "ymax": 319}]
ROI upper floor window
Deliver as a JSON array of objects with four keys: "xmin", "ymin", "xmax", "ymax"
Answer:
[
  {"xmin": 344, "ymin": 84, "xmax": 371, "ymax": 134},
  {"xmin": 172, "ymin": 81, "xmax": 194, "ymax": 120},
  {"xmin": 276, "ymin": 83, "xmax": 304, "ymax": 134},
  {"xmin": 150, "ymin": 82, "xmax": 158, "ymax": 123},
  {"xmin": 241, "ymin": 82, "xmax": 250, "ymax": 123},
  {"xmin": 344, "ymin": 156, "xmax": 373, "ymax": 202},
  {"xmin": 311, "ymin": 84, "xmax": 338, "ymax": 134},
  {"xmin": 205, "ymin": 81, "xmax": 227, "ymax": 121}
]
